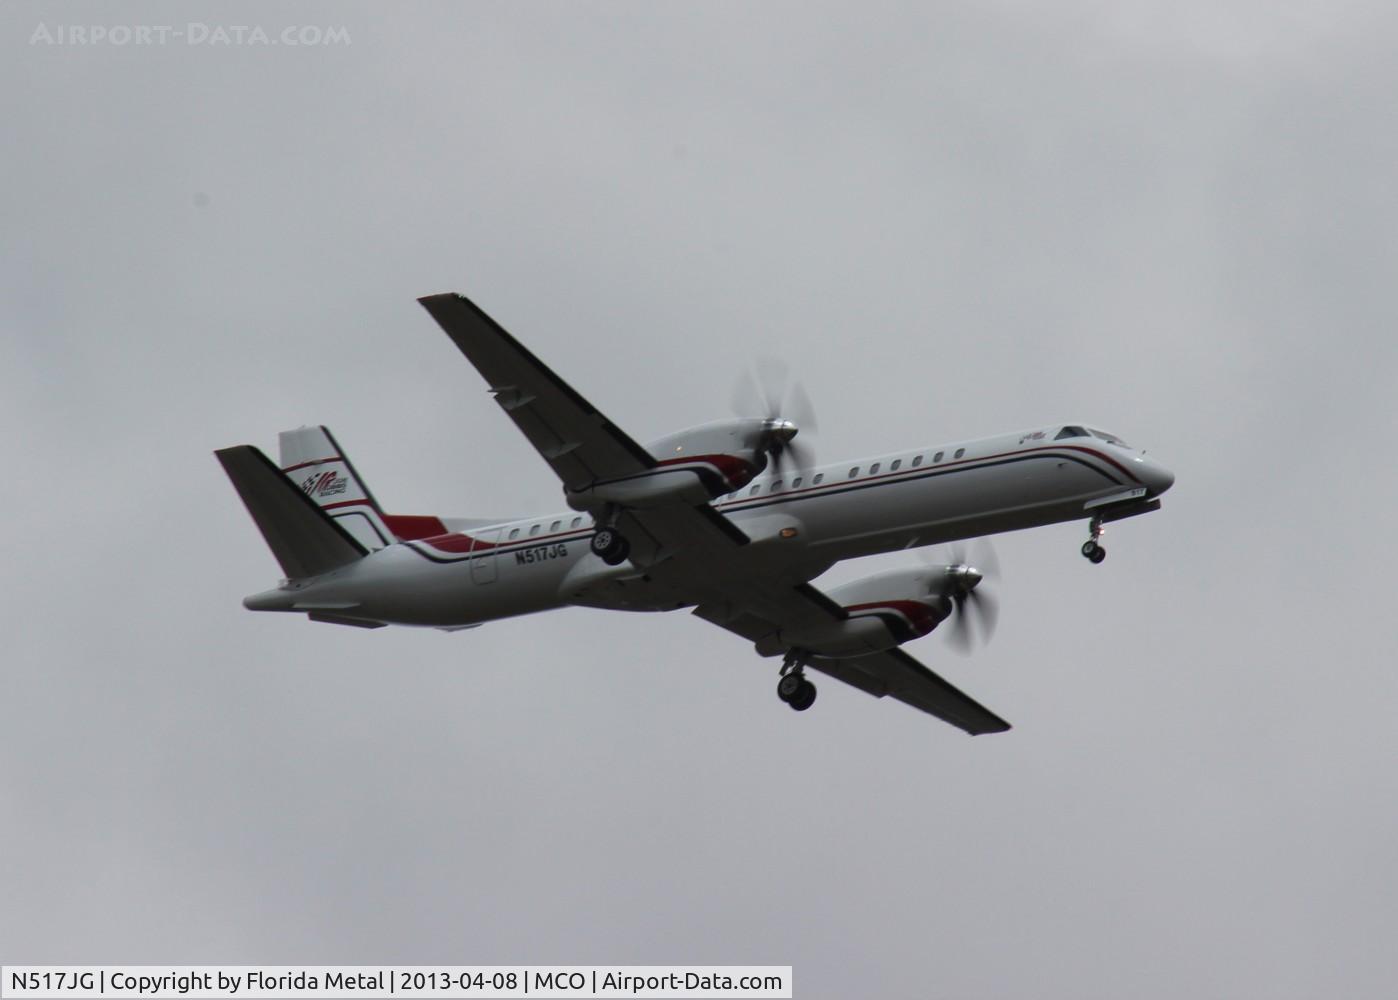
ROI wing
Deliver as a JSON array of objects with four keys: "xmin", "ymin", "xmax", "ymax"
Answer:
[
  {"xmin": 420, "ymin": 291, "xmax": 751, "ymax": 564},
  {"xmin": 806, "ymin": 648, "xmax": 1011, "ymax": 735},
  {"xmin": 418, "ymin": 293, "xmax": 656, "ymax": 491},
  {"xmin": 695, "ymin": 586, "xmax": 1012, "ymax": 736}
]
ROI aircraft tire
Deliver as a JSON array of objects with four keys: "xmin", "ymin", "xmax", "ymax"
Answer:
[
  {"xmin": 788, "ymin": 679, "xmax": 817, "ymax": 712},
  {"xmin": 777, "ymin": 673, "xmax": 803, "ymax": 703},
  {"xmin": 592, "ymin": 529, "xmax": 630, "ymax": 565},
  {"xmin": 601, "ymin": 535, "xmax": 630, "ymax": 565},
  {"xmin": 591, "ymin": 529, "xmax": 618, "ymax": 556}
]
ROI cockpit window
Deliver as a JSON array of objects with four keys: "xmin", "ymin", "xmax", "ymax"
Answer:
[
  {"xmin": 1090, "ymin": 428, "xmax": 1129, "ymax": 447},
  {"xmin": 1055, "ymin": 425, "xmax": 1089, "ymax": 440}
]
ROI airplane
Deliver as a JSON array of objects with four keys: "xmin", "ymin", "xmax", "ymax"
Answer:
[{"xmin": 216, "ymin": 293, "xmax": 1175, "ymax": 735}]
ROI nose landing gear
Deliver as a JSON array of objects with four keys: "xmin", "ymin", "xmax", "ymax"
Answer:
[
  {"xmin": 777, "ymin": 652, "xmax": 818, "ymax": 712},
  {"xmin": 1081, "ymin": 516, "xmax": 1106, "ymax": 564}
]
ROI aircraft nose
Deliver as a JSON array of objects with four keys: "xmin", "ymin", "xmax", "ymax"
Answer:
[{"xmin": 1143, "ymin": 459, "xmax": 1175, "ymax": 496}]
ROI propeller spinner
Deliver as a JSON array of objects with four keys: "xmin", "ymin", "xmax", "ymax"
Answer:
[{"xmin": 732, "ymin": 358, "xmax": 819, "ymax": 474}]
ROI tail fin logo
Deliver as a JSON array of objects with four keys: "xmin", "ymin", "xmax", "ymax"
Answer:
[{"xmin": 300, "ymin": 470, "xmax": 349, "ymax": 499}]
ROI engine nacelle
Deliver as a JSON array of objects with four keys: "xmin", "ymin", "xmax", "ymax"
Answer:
[
  {"xmin": 755, "ymin": 567, "xmax": 960, "ymax": 659},
  {"xmin": 566, "ymin": 419, "xmax": 766, "ymax": 510},
  {"xmin": 645, "ymin": 419, "xmax": 769, "ymax": 493}
]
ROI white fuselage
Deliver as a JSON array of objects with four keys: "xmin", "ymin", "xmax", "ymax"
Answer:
[{"xmin": 250, "ymin": 425, "xmax": 1174, "ymax": 628}]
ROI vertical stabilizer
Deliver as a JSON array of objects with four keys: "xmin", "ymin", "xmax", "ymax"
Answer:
[{"xmin": 278, "ymin": 426, "xmax": 393, "ymax": 550}]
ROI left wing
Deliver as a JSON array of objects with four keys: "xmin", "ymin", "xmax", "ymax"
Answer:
[
  {"xmin": 419, "ymin": 292, "xmax": 751, "ymax": 566},
  {"xmin": 418, "ymin": 293, "xmax": 657, "ymax": 492}
]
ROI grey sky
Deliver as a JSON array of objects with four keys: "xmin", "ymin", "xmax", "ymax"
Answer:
[{"xmin": 4, "ymin": 2, "xmax": 1397, "ymax": 997}]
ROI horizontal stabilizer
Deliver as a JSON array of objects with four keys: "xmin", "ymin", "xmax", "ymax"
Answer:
[{"xmin": 216, "ymin": 445, "xmax": 367, "ymax": 580}]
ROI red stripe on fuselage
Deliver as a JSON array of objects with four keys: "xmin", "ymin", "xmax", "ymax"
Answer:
[
  {"xmin": 417, "ymin": 533, "xmax": 478, "ymax": 553},
  {"xmin": 383, "ymin": 514, "xmax": 449, "ymax": 540},
  {"xmin": 714, "ymin": 442, "xmax": 1138, "ymax": 512},
  {"xmin": 1053, "ymin": 445, "xmax": 1141, "ymax": 484}
]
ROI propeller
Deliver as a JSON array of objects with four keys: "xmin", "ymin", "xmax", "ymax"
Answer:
[
  {"xmin": 935, "ymin": 538, "xmax": 1001, "ymax": 654},
  {"xmin": 731, "ymin": 357, "xmax": 819, "ymax": 474}
]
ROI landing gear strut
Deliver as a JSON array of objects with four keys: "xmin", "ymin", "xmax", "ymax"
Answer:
[
  {"xmin": 777, "ymin": 652, "xmax": 817, "ymax": 712},
  {"xmin": 1081, "ymin": 516, "xmax": 1106, "ymax": 564},
  {"xmin": 590, "ymin": 526, "xmax": 630, "ymax": 566}
]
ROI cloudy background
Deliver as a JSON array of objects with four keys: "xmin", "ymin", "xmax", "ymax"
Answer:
[{"xmin": 4, "ymin": 1, "xmax": 1397, "ymax": 996}]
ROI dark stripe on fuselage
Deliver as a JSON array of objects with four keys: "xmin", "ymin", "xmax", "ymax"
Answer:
[
  {"xmin": 713, "ymin": 447, "xmax": 1127, "ymax": 517},
  {"xmin": 395, "ymin": 446, "xmax": 1127, "ymax": 565}
]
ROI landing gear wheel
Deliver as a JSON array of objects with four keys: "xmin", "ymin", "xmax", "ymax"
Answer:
[
  {"xmin": 590, "ymin": 528, "xmax": 617, "ymax": 556},
  {"xmin": 601, "ymin": 536, "xmax": 630, "ymax": 565},
  {"xmin": 591, "ymin": 528, "xmax": 630, "ymax": 565},
  {"xmin": 1081, "ymin": 515, "xmax": 1107, "ymax": 564},
  {"xmin": 777, "ymin": 673, "xmax": 804, "ymax": 703},
  {"xmin": 789, "ymin": 679, "xmax": 817, "ymax": 712}
]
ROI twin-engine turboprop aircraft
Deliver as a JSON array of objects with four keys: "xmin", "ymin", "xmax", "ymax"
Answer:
[{"xmin": 217, "ymin": 293, "xmax": 1174, "ymax": 735}]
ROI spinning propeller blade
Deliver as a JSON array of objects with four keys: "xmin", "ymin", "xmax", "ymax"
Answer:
[
  {"xmin": 939, "ymin": 538, "xmax": 1001, "ymax": 654},
  {"xmin": 731, "ymin": 357, "xmax": 819, "ymax": 474}
]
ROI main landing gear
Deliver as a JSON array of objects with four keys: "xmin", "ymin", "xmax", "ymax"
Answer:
[
  {"xmin": 1081, "ymin": 516, "xmax": 1106, "ymax": 564},
  {"xmin": 777, "ymin": 652, "xmax": 817, "ymax": 712},
  {"xmin": 590, "ymin": 526, "xmax": 631, "ymax": 566}
]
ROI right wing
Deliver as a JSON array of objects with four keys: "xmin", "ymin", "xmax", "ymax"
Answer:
[
  {"xmin": 805, "ymin": 647, "xmax": 1011, "ymax": 735},
  {"xmin": 694, "ymin": 584, "xmax": 1012, "ymax": 736}
]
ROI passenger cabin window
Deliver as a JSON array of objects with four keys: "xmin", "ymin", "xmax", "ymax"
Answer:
[
  {"xmin": 749, "ymin": 485, "xmax": 761, "ymax": 496},
  {"xmin": 890, "ymin": 459, "xmax": 901, "ymax": 471},
  {"xmin": 813, "ymin": 473, "xmax": 824, "ymax": 485},
  {"xmin": 954, "ymin": 448, "xmax": 965, "ymax": 459},
  {"xmin": 1055, "ymin": 425, "xmax": 1089, "ymax": 440},
  {"xmin": 849, "ymin": 467, "xmax": 860, "ymax": 479},
  {"xmin": 869, "ymin": 462, "xmax": 881, "ymax": 474},
  {"xmin": 508, "ymin": 528, "xmax": 520, "ymax": 540},
  {"xmin": 570, "ymin": 517, "xmax": 581, "ymax": 529},
  {"xmin": 529, "ymin": 524, "xmax": 540, "ymax": 536},
  {"xmin": 550, "ymin": 520, "xmax": 561, "ymax": 532},
  {"xmin": 934, "ymin": 451, "xmax": 944, "ymax": 463},
  {"xmin": 792, "ymin": 477, "xmax": 803, "ymax": 488},
  {"xmin": 772, "ymin": 480, "xmax": 782, "ymax": 491},
  {"xmin": 912, "ymin": 455, "xmax": 923, "ymax": 467}
]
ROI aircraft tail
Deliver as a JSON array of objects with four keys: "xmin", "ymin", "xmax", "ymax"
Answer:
[
  {"xmin": 277, "ymin": 425, "xmax": 395, "ymax": 551},
  {"xmin": 215, "ymin": 445, "xmax": 368, "ymax": 580}
]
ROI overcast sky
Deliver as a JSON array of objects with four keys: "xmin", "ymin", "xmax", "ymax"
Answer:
[{"xmin": 5, "ymin": 2, "xmax": 1398, "ymax": 997}]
